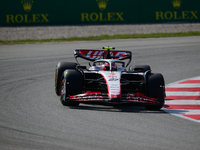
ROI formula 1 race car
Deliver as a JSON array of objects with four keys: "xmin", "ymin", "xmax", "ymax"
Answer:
[{"xmin": 55, "ymin": 47, "xmax": 165, "ymax": 110}]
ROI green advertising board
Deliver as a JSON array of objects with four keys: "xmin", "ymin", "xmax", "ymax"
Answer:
[
  {"xmin": 141, "ymin": 0, "xmax": 199, "ymax": 22},
  {"xmin": 0, "ymin": 0, "xmax": 199, "ymax": 26}
]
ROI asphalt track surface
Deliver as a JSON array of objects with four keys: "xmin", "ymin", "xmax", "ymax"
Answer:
[{"xmin": 0, "ymin": 36, "xmax": 200, "ymax": 150}]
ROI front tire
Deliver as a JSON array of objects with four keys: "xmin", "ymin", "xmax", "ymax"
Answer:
[
  {"xmin": 55, "ymin": 62, "xmax": 77, "ymax": 96},
  {"xmin": 60, "ymin": 70, "xmax": 82, "ymax": 106},
  {"xmin": 145, "ymin": 73, "xmax": 165, "ymax": 110}
]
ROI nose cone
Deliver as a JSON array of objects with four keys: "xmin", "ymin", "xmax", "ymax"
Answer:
[{"xmin": 100, "ymin": 71, "xmax": 122, "ymax": 100}]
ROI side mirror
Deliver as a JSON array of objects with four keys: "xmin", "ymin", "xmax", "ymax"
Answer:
[{"xmin": 89, "ymin": 62, "xmax": 92, "ymax": 67}]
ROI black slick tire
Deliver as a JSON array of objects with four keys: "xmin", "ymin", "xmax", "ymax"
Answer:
[
  {"xmin": 133, "ymin": 65, "xmax": 151, "ymax": 72},
  {"xmin": 145, "ymin": 73, "xmax": 165, "ymax": 110},
  {"xmin": 60, "ymin": 70, "xmax": 82, "ymax": 106},
  {"xmin": 55, "ymin": 62, "xmax": 77, "ymax": 96}
]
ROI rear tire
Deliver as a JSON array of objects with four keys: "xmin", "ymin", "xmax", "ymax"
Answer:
[
  {"xmin": 145, "ymin": 73, "xmax": 165, "ymax": 110},
  {"xmin": 60, "ymin": 70, "xmax": 82, "ymax": 106},
  {"xmin": 55, "ymin": 62, "xmax": 77, "ymax": 96},
  {"xmin": 134, "ymin": 65, "xmax": 151, "ymax": 73}
]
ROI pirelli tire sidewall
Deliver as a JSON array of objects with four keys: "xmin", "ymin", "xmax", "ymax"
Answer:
[
  {"xmin": 60, "ymin": 70, "xmax": 82, "ymax": 106},
  {"xmin": 55, "ymin": 62, "xmax": 77, "ymax": 96},
  {"xmin": 145, "ymin": 73, "xmax": 165, "ymax": 110}
]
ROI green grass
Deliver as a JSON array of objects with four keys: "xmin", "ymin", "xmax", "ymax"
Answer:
[{"xmin": 1, "ymin": 31, "xmax": 200, "ymax": 45}]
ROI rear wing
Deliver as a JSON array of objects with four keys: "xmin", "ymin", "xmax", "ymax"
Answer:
[{"xmin": 74, "ymin": 49, "xmax": 132, "ymax": 66}]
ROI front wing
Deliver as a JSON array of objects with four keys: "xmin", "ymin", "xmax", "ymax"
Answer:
[{"xmin": 68, "ymin": 91, "xmax": 158, "ymax": 104}]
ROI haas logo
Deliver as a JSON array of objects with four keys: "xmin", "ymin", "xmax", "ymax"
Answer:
[
  {"xmin": 84, "ymin": 50, "xmax": 126, "ymax": 60},
  {"xmin": 109, "ymin": 78, "xmax": 118, "ymax": 81}
]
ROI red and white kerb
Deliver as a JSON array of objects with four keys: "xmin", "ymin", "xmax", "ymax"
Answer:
[{"xmin": 163, "ymin": 76, "xmax": 200, "ymax": 123}]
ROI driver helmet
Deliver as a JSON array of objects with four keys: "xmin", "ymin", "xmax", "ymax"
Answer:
[
  {"xmin": 101, "ymin": 63, "xmax": 110, "ymax": 71},
  {"xmin": 111, "ymin": 63, "xmax": 117, "ymax": 71}
]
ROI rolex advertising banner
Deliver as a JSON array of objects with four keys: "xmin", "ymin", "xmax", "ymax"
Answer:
[{"xmin": 0, "ymin": 0, "xmax": 199, "ymax": 26}]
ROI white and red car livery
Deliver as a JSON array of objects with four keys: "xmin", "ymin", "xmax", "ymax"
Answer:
[
  {"xmin": 55, "ymin": 47, "xmax": 165, "ymax": 110},
  {"xmin": 75, "ymin": 49, "xmax": 129, "ymax": 61}
]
